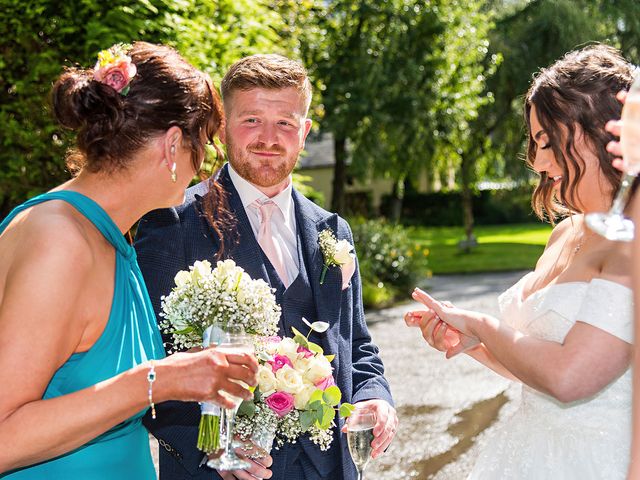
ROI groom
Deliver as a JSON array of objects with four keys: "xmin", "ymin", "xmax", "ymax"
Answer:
[{"xmin": 135, "ymin": 54, "xmax": 396, "ymax": 480}]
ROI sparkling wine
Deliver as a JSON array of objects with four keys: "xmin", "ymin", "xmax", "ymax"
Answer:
[
  {"xmin": 621, "ymin": 75, "xmax": 640, "ymax": 175},
  {"xmin": 347, "ymin": 426, "xmax": 374, "ymax": 471},
  {"xmin": 215, "ymin": 343, "xmax": 253, "ymax": 408}
]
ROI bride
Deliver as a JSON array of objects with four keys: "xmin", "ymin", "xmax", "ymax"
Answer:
[{"xmin": 406, "ymin": 44, "xmax": 635, "ymax": 479}]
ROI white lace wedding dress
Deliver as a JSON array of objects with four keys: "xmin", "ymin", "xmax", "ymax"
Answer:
[{"xmin": 469, "ymin": 272, "xmax": 633, "ymax": 479}]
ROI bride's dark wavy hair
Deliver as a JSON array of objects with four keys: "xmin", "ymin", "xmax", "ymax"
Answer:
[{"xmin": 525, "ymin": 44, "xmax": 634, "ymax": 223}]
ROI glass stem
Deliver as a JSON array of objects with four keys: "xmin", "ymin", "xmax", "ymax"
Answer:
[
  {"xmin": 356, "ymin": 469, "xmax": 363, "ymax": 480},
  {"xmin": 224, "ymin": 408, "xmax": 235, "ymax": 455},
  {"xmin": 610, "ymin": 172, "xmax": 636, "ymax": 216}
]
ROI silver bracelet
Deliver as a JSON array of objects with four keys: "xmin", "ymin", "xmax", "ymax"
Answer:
[{"xmin": 147, "ymin": 361, "xmax": 157, "ymax": 419}]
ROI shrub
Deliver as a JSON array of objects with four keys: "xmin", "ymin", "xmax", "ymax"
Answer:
[
  {"xmin": 379, "ymin": 186, "xmax": 537, "ymax": 226},
  {"xmin": 351, "ymin": 218, "xmax": 429, "ymax": 309}
]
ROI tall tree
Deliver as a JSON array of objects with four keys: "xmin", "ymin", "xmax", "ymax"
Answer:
[{"xmin": 0, "ymin": 0, "xmax": 299, "ymax": 216}]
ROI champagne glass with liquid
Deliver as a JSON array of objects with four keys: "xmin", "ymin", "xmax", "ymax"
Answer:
[
  {"xmin": 207, "ymin": 325, "xmax": 254, "ymax": 471},
  {"xmin": 586, "ymin": 72, "xmax": 640, "ymax": 241},
  {"xmin": 346, "ymin": 408, "xmax": 377, "ymax": 480}
]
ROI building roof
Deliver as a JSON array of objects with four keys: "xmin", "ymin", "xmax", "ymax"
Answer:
[{"xmin": 298, "ymin": 132, "xmax": 336, "ymax": 169}]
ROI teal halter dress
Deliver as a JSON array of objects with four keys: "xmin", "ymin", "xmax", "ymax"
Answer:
[{"xmin": 0, "ymin": 191, "xmax": 165, "ymax": 479}]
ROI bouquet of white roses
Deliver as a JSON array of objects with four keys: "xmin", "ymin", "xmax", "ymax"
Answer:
[
  {"xmin": 234, "ymin": 319, "xmax": 354, "ymax": 455},
  {"xmin": 160, "ymin": 259, "xmax": 281, "ymax": 452}
]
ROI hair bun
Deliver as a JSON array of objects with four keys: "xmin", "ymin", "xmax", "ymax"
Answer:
[{"xmin": 52, "ymin": 68, "xmax": 126, "ymax": 135}]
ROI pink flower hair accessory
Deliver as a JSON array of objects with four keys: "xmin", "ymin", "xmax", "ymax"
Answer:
[{"xmin": 93, "ymin": 43, "xmax": 137, "ymax": 96}]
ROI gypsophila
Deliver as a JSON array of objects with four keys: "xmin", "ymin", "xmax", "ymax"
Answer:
[{"xmin": 160, "ymin": 259, "xmax": 280, "ymax": 352}]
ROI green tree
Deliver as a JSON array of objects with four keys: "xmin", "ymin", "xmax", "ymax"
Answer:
[{"xmin": 0, "ymin": 0, "xmax": 299, "ymax": 217}]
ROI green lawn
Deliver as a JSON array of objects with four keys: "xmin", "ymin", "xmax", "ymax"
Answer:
[{"xmin": 410, "ymin": 223, "xmax": 553, "ymax": 275}]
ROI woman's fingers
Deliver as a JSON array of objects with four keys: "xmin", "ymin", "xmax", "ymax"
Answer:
[
  {"xmin": 412, "ymin": 288, "xmax": 445, "ymax": 318},
  {"xmin": 226, "ymin": 352, "xmax": 259, "ymax": 374},
  {"xmin": 404, "ymin": 309, "xmax": 437, "ymax": 327}
]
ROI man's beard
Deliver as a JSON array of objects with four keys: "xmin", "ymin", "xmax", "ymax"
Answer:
[{"xmin": 227, "ymin": 139, "xmax": 298, "ymax": 188}]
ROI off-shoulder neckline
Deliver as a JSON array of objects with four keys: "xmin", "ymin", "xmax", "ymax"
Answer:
[{"xmin": 518, "ymin": 272, "xmax": 632, "ymax": 306}]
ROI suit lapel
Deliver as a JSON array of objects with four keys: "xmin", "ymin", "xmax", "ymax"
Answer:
[
  {"xmin": 293, "ymin": 191, "xmax": 343, "ymax": 377},
  {"xmin": 195, "ymin": 165, "xmax": 270, "ymax": 284}
]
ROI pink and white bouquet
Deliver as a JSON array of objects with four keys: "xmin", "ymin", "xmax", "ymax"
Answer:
[{"xmin": 234, "ymin": 319, "xmax": 354, "ymax": 454}]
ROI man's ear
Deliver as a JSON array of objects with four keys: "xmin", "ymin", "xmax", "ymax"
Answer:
[{"xmin": 301, "ymin": 118, "xmax": 312, "ymax": 149}]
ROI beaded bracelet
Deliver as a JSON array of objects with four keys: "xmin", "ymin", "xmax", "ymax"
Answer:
[{"xmin": 147, "ymin": 361, "xmax": 157, "ymax": 419}]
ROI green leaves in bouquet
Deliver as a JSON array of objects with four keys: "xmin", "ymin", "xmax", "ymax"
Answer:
[
  {"xmin": 322, "ymin": 386, "xmax": 341, "ymax": 407},
  {"xmin": 237, "ymin": 387, "xmax": 261, "ymax": 418},
  {"xmin": 291, "ymin": 326, "xmax": 325, "ymax": 355},
  {"xmin": 237, "ymin": 400, "xmax": 256, "ymax": 417},
  {"xmin": 339, "ymin": 402, "xmax": 355, "ymax": 418},
  {"xmin": 291, "ymin": 326, "xmax": 309, "ymax": 348},
  {"xmin": 299, "ymin": 386, "xmax": 353, "ymax": 431}
]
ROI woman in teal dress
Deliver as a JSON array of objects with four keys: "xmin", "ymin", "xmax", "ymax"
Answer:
[{"xmin": 0, "ymin": 42, "xmax": 257, "ymax": 478}]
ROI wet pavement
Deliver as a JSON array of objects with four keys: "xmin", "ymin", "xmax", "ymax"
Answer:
[
  {"xmin": 151, "ymin": 270, "xmax": 528, "ymax": 479},
  {"xmin": 364, "ymin": 270, "xmax": 527, "ymax": 479}
]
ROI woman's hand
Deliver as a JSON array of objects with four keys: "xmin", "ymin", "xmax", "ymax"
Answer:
[
  {"xmin": 410, "ymin": 288, "xmax": 495, "ymax": 346},
  {"xmin": 404, "ymin": 306, "xmax": 480, "ymax": 358},
  {"xmin": 156, "ymin": 348, "xmax": 259, "ymax": 409}
]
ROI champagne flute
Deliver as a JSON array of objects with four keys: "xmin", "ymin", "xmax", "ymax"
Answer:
[
  {"xmin": 207, "ymin": 325, "xmax": 254, "ymax": 471},
  {"xmin": 586, "ymin": 73, "xmax": 640, "ymax": 241},
  {"xmin": 346, "ymin": 408, "xmax": 377, "ymax": 480}
]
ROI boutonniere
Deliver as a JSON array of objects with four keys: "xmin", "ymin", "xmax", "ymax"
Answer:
[{"xmin": 318, "ymin": 228, "xmax": 355, "ymax": 287}]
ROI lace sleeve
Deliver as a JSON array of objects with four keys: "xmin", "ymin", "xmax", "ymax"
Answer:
[{"xmin": 576, "ymin": 279, "xmax": 633, "ymax": 344}]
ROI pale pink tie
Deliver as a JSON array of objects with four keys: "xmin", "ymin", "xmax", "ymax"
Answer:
[{"xmin": 253, "ymin": 201, "xmax": 289, "ymax": 286}]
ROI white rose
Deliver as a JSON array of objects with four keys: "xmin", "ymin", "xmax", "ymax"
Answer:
[
  {"xmin": 276, "ymin": 365, "xmax": 305, "ymax": 394},
  {"xmin": 294, "ymin": 384, "xmax": 318, "ymax": 410},
  {"xmin": 303, "ymin": 356, "xmax": 333, "ymax": 384},
  {"xmin": 257, "ymin": 365, "xmax": 277, "ymax": 397},
  {"xmin": 333, "ymin": 239, "xmax": 354, "ymax": 265},
  {"xmin": 293, "ymin": 355, "xmax": 312, "ymax": 372},
  {"xmin": 174, "ymin": 270, "xmax": 192, "ymax": 288},
  {"xmin": 277, "ymin": 338, "xmax": 299, "ymax": 361}
]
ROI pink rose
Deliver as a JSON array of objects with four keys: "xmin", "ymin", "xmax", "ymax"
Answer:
[
  {"xmin": 265, "ymin": 391, "xmax": 295, "ymax": 417},
  {"xmin": 269, "ymin": 354, "xmax": 293, "ymax": 373},
  {"xmin": 314, "ymin": 375, "xmax": 336, "ymax": 390},
  {"xmin": 297, "ymin": 345, "xmax": 314, "ymax": 358},
  {"xmin": 94, "ymin": 60, "xmax": 137, "ymax": 93}
]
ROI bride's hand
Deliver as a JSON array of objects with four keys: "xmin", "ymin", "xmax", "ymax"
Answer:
[
  {"xmin": 404, "ymin": 309, "xmax": 480, "ymax": 358},
  {"xmin": 411, "ymin": 288, "xmax": 493, "ymax": 352}
]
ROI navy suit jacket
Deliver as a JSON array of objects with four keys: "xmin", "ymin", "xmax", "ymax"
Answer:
[{"xmin": 135, "ymin": 165, "xmax": 393, "ymax": 479}]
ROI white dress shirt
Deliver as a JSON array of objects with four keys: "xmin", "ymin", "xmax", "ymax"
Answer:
[{"xmin": 228, "ymin": 164, "xmax": 300, "ymax": 283}]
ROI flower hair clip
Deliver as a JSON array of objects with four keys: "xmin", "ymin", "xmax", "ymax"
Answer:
[{"xmin": 93, "ymin": 43, "xmax": 137, "ymax": 96}]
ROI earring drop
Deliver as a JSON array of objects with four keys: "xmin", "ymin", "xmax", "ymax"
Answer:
[{"xmin": 170, "ymin": 162, "xmax": 177, "ymax": 183}]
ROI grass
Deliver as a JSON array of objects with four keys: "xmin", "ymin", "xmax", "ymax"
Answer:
[{"xmin": 409, "ymin": 223, "xmax": 553, "ymax": 275}]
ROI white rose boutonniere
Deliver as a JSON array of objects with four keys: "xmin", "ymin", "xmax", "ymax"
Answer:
[{"xmin": 318, "ymin": 229, "xmax": 356, "ymax": 289}]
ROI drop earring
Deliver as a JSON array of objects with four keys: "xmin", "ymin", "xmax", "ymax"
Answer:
[{"xmin": 170, "ymin": 162, "xmax": 177, "ymax": 183}]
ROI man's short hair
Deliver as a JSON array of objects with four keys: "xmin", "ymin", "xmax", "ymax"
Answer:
[{"xmin": 221, "ymin": 54, "xmax": 312, "ymax": 113}]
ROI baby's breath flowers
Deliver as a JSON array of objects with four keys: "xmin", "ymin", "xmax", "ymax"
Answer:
[
  {"xmin": 160, "ymin": 259, "xmax": 281, "ymax": 453},
  {"xmin": 160, "ymin": 259, "xmax": 280, "ymax": 352}
]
